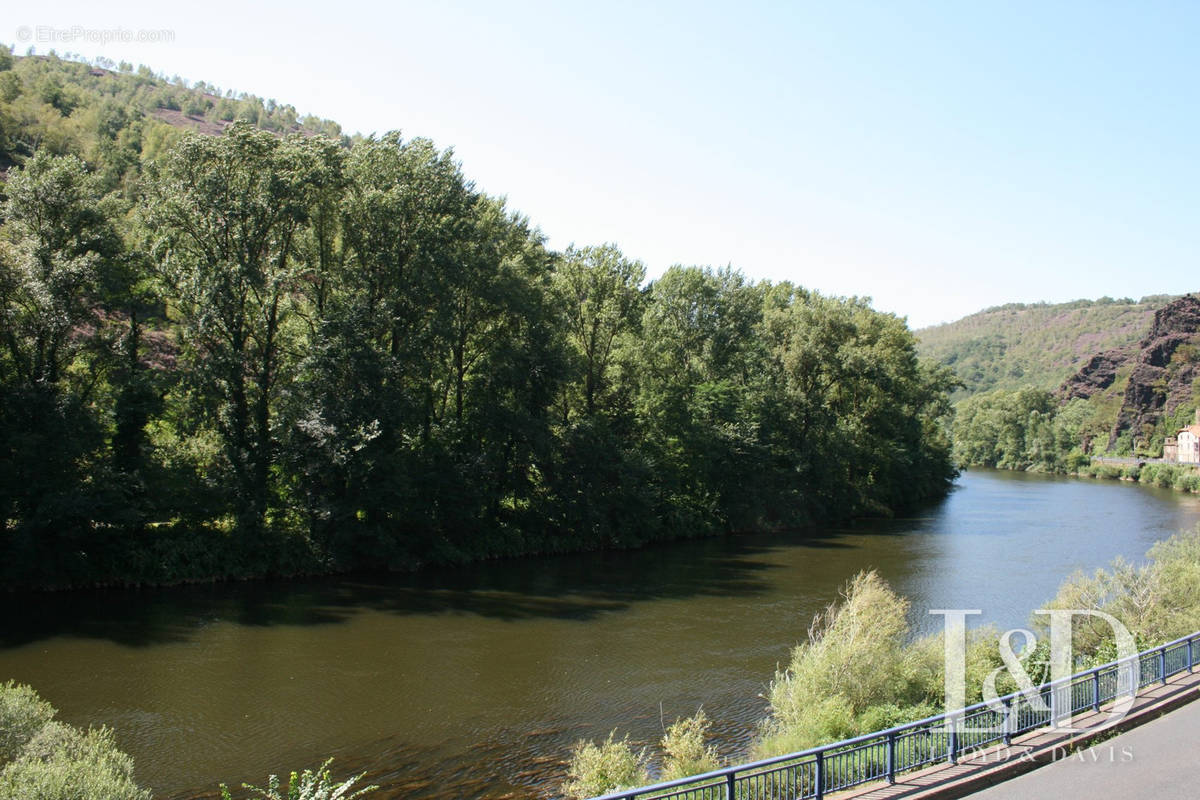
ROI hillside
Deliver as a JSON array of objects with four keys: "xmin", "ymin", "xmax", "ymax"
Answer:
[
  {"xmin": 916, "ymin": 296, "xmax": 1175, "ymax": 398},
  {"xmin": 948, "ymin": 294, "xmax": 1200, "ymax": 468},
  {"xmin": 0, "ymin": 48, "xmax": 344, "ymax": 181}
]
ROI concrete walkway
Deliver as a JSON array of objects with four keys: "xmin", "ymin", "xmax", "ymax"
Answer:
[
  {"xmin": 966, "ymin": 697, "xmax": 1200, "ymax": 798},
  {"xmin": 829, "ymin": 667, "xmax": 1200, "ymax": 800}
]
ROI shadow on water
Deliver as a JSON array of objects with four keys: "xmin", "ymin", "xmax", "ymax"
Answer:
[{"xmin": 0, "ymin": 527, "xmax": 865, "ymax": 650}]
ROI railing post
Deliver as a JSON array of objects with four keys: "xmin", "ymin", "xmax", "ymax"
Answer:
[
  {"xmin": 1003, "ymin": 697, "xmax": 1012, "ymax": 746},
  {"xmin": 1159, "ymin": 647, "xmax": 1167, "ymax": 684},
  {"xmin": 886, "ymin": 730, "xmax": 896, "ymax": 784},
  {"xmin": 815, "ymin": 750, "xmax": 824, "ymax": 800},
  {"xmin": 724, "ymin": 770, "xmax": 735, "ymax": 800},
  {"xmin": 1189, "ymin": 637, "xmax": 1195, "ymax": 673},
  {"xmin": 1091, "ymin": 669, "xmax": 1101, "ymax": 713}
]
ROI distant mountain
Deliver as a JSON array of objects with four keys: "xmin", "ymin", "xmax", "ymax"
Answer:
[{"xmin": 916, "ymin": 296, "xmax": 1175, "ymax": 399}]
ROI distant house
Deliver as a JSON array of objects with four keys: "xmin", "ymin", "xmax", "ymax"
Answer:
[
  {"xmin": 1178, "ymin": 426, "xmax": 1200, "ymax": 463},
  {"xmin": 1168, "ymin": 410, "xmax": 1200, "ymax": 463}
]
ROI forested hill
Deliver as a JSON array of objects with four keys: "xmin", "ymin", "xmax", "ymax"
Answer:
[
  {"xmin": 0, "ymin": 48, "xmax": 957, "ymax": 589},
  {"xmin": 916, "ymin": 296, "xmax": 1174, "ymax": 399},
  {"xmin": 0, "ymin": 48, "xmax": 344, "ymax": 177}
]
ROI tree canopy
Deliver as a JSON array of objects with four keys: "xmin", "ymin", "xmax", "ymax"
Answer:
[{"xmin": 0, "ymin": 51, "xmax": 958, "ymax": 588}]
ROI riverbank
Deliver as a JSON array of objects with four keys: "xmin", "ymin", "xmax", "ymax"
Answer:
[
  {"xmin": 5, "ymin": 471, "xmax": 960, "ymax": 593},
  {"xmin": 1073, "ymin": 460, "xmax": 1200, "ymax": 492},
  {"xmin": 956, "ymin": 459, "xmax": 1200, "ymax": 495}
]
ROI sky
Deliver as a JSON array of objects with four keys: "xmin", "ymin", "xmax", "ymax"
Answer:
[{"xmin": 11, "ymin": 1, "xmax": 1200, "ymax": 328}]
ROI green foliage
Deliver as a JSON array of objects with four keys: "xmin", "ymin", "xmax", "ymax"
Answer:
[
  {"xmin": 1043, "ymin": 526, "xmax": 1200, "ymax": 659},
  {"xmin": 562, "ymin": 732, "xmax": 649, "ymax": 800},
  {"xmin": 219, "ymin": 759, "xmax": 376, "ymax": 800},
  {"xmin": 951, "ymin": 387, "xmax": 1079, "ymax": 470},
  {"xmin": 0, "ymin": 681, "xmax": 54, "ymax": 764},
  {"xmin": 756, "ymin": 571, "xmax": 1004, "ymax": 758},
  {"xmin": 0, "ymin": 51, "xmax": 959, "ymax": 588},
  {"xmin": 758, "ymin": 571, "xmax": 914, "ymax": 754},
  {"xmin": 660, "ymin": 710, "xmax": 720, "ymax": 781},
  {"xmin": 145, "ymin": 121, "xmax": 345, "ymax": 539},
  {"xmin": 0, "ymin": 51, "xmax": 343, "ymax": 178},
  {"xmin": 553, "ymin": 243, "xmax": 644, "ymax": 419},
  {"xmin": 0, "ymin": 685, "xmax": 149, "ymax": 800}
]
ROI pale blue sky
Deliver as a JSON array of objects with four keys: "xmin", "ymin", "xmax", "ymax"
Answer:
[{"xmin": 15, "ymin": 1, "xmax": 1200, "ymax": 328}]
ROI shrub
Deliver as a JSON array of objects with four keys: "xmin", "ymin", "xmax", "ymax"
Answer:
[
  {"xmin": 1065, "ymin": 452, "xmax": 1092, "ymax": 472},
  {"xmin": 853, "ymin": 702, "xmax": 936, "ymax": 735},
  {"xmin": 1172, "ymin": 471, "xmax": 1200, "ymax": 493},
  {"xmin": 1139, "ymin": 464, "xmax": 1177, "ymax": 488},
  {"xmin": 0, "ymin": 722, "xmax": 150, "ymax": 800},
  {"xmin": 0, "ymin": 681, "xmax": 54, "ymax": 764},
  {"xmin": 660, "ymin": 710, "xmax": 719, "ymax": 781},
  {"xmin": 1045, "ymin": 526, "xmax": 1200, "ymax": 654},
  {"xmin": 562, "ymin": 732, "xmax": 649, "ymax": 800},
  {"xmin": 757, "ymin": 571, "xmax": 913, "ymax": 755},
  {"xmin": 219, "ymin": 759, "xmax": 376, "ymax": 800}
]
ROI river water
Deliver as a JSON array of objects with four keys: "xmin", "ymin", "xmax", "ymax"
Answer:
[{"xmin": 2, "ymin": 469, "xmax": 1199, "ymax": 798}]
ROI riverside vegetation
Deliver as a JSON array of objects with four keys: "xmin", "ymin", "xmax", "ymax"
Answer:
[
  {"xmin": 561, "ymin": 526, "xmax": 1200, "ymax": 798},
  {"xmin": 0, "ymin": 48, "xmax": 958, "ymax": 589},
  {"xmin": 0, "ymin": 677, "xmax": 375, "ymax": 800}
]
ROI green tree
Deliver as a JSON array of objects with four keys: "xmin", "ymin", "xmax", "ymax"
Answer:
[
  {"xmin": 146, "ymin": 122, "xmax": 344, "ymax": 540},
  {"xmin": 952, "ymin": 387, "xmax": 1062, "ymax": 470},
  {"xmin": 553, "ymin": 244, "xmax": 644, "ymax": 418},
  {"xmin": 0, "ymin": 152, "xmax": 125, "ymax": 578}
]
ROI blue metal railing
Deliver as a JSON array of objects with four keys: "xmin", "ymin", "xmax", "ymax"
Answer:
[{"xmin": 586, "ymin": 630, "xmax": 1200, "ymax": 800}]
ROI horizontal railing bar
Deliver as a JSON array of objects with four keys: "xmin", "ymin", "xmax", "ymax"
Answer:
[{"xmin": 586, "ymin": 630, "xmax": 1200, "ymax": 800}]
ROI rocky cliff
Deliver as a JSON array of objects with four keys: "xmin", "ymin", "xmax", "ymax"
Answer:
[{"xmin": 1059, "ymin": 294, "xmax": 1200, "ymax": 449}]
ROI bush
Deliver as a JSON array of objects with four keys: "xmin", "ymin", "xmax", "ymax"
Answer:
[
  {"xmin": 562, "ymin": 732, "xmax": 649, "ymax": 800},
  {"xmin": 1172, "ymin": 471, "xmax": 1200, "ymax": 493},
  {"xmin": 1138, "ymin": 464, "xmax": 1177, "ymax": 488},
  {"xmin": 0, "ymin": 681, "xmax": 54, "ymax": 764},
  {"xmin": 1065, "ymin": 452, "xmax": 1092, "ymax": 472},
  {"xmin": 660, "ymin": 710, "xmax": 719, "ymax": 781},
  {"xmin": 1045, "ymin": 526, "xmax": 1200, "ymax": 655},
  {"xmin": 0, "ymin": 722, "xmax": 150, "ymax": 800},
  {"xmin": 758, "ymin": 571, "xmax": 914, "ymax": 755}
]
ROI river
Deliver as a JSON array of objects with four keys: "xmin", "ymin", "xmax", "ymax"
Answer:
[{"xmin": 2, "ymin": 469, "xmax": 1199, "ymax": 798}]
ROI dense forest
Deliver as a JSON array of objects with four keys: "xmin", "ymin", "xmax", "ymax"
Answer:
[{"xmin": 0, "ymin": 49, "xmax": 958, "ymax": 589}]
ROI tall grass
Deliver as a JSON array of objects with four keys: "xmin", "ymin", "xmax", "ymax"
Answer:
[{"xmin": 660, "ymin": 710, "xmax": 720, "ymax": 782}]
